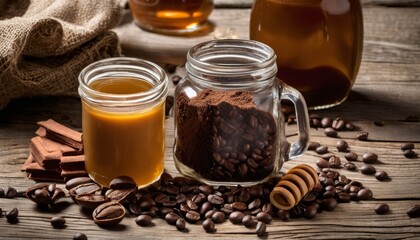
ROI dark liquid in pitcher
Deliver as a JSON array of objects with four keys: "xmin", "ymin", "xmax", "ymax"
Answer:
[{"xmin": 250, "ymin": 0, "xmax": 363, "ymax": 109}]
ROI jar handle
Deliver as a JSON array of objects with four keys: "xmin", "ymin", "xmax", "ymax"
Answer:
[{"xmin": 280, "ymin": 81, "xmax": 310, "ymax": 159}]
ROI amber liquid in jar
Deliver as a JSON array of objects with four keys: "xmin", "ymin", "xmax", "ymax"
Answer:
[
  {"xmin": 129, "ymin": 0, "xmax": 214, "ymax": 34},
  {"xmin": 250, "ymin": 0, "xmax": 363, "ymax": 109},
  {"xmin": 82, "ymin": 78, "xmax": 165, "ymax": 188}
]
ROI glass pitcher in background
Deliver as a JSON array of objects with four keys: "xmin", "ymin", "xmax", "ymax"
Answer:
[{"xmin": 250, "ymin": 0, "xmax": 363, "ymax": 109}]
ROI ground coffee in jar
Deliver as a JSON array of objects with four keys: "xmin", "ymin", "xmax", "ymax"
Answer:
[{"xmin": 173, "ymin": 39, "xmax": 310, "ymax": 186}]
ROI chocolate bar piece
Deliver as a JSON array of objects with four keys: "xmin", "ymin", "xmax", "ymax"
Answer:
[
  {"xmin": 35, "ymin": 132, "xmax": 83, "ymax": 156},
  {"xmin": 37, "ymin": 119, "xmax": 83, "ymax": 150},
  {"xmin": 21, "ymin": 154, "xmax": 34, "ymax": 171},
  {"xmin": 60, "ymin": 155, "xmax": 86, "ymax": 171},
  {"xmin": 28, "ymin": 173, "xmax": 65, "ymax": 183},
  {"xmin": 30, "ymin": 136, "xmax": 61, "ymax": 166},
  {"xmin": 61, "ymin": 169, "xmax": 89, "ymax": 180}
]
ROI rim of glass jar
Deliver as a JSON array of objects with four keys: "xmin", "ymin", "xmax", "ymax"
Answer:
[
  {"xmin": 78, "ymin": 57, "xmax": 168, "ymax": 108},
  {"xmin": 186, "ymin": 39, "xmax": 277, "ymax": 88}
]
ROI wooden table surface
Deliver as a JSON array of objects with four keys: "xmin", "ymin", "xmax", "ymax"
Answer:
[{"xmin": 1, "ymin": 0, "xmax": 419, "ymax": 239}]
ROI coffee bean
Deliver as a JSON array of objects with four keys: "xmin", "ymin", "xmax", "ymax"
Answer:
[
  {"xmin": 105, "ymin": 188, "xmax": 135, "ymax": 203},
  {"xmin": 320, "ymin": 153, "xmax": 335, "ymax": 160},
  {"xmin": 362, "ymin": 152, "xmax": 378, "ymax": 164},
  {"xmin": 229, "ymin": 211, "xmax": 245, "ymax": 224},
  {"xmin": 139, "ymin": 196, "xmax": 155, "ymax": 210},
  {"xmin": 344, "ymin": 152, "xmax": 358, "ymax": 161},
  {"xmin": 232, "ymin": 201, "xmax": 247, "ymax": 211},
  {"xmin": 256, "ymin": 221, "xmax": 267, "ymax": 237},
  {"xmin": 331, "ymin": 118, "xmax": 346, "ymax": 131},
  {"xmin": 316, "ymin": 158, "xmax": 331, "ymax": 169},
  {"xmin": 202, "ymin": 218, "xmax": 215, "ymax": 232},
  {"xmin": 329, "ymin": 156, "xmax": 341, "ymax": 168},
  {"xmin": 357, "ymin": 188, "xmax": 373, "ymax": 200},
  {"xmin": 360, "ymin": 164, "xmax": 376, "ymax": 175},
  {"xmin": 357, "ymin": 131, "xmax": 369, "ymax": 141},
  {"xmin": 5, "ymin": 187, "xmax": 17, "ymax": 198},
  {"xmin": 374, "ymin": 203, "xmax": 390, "ymax": 214},
  {"xmin": 304, "ymin": 205, "xmax": 317, "ymax": 219},
  {"xmin": 92, "ymin": 201, "xmax": 126, "ymax": 226},
  {"xmin": 69, "ymin": 182, "xmax": 101, "ymax": 197},
  {"xmin": 315, "ymin": 146, "xmax": 329, "ymax": 154},
  {"xmin": 308, "ymin": 141, "xmax": 321, "ymax": 151},
  {"xmin": 109, "ymin": 176, "xmax": 137, "ymax": 190},
  {"xmin": 337, "ymin": 193, "xmax": 351, "ymax": 203},
  {"xmin": 336, "ymin": 140, "xmax": 349, "ymax": 152},
  {"xmin": 199, "ymin": 185, "xmax": 214, "ymax": 195},
  {"xmin": 248, "ymin": 198, "xmax": 262, "ymax": 210},
  {"xmin": 207, "ymin": 194, "xmax": 224, "ymax": 205},
  {"xmin": 134, "ymin": 214, "xmax": 151, "ymax": 226},
  {"xmin": 51, "ymin": 216, "xmax": 66, "ymax": 229},
  {"xmin": 276, "ymin": 209, "xmax": 290, "ymax": 221},
  {"xmin": 324, "ymin": 127, "xmax": 338, "ymax": 138},
  {"xmin": 165, "ymin": 212, "xmax": 180, "ymax": 225},
  {"xmin": 321, "ymin": 117, "xmax": 333, "ymax": 128},
  {"xmin": 256, "ymin": 211, "xmax": 272, "ymax": 224},
  {"xmin": 186, "ymin": 210, "xmax": 200, "ymax": 223},
  {"xmin": 345, "ymin": 121, "xmax": 355, "ymax": 131},
  {"xmin": 401, "ymin": 143, "xmax": 414, "ymax": 150},
  {"xmin": 242, "ymin": 215, "xmax": 257, "ymax": 228},
  {"xmin": 344, "ymin": 162, "xmax": 357, "ymax": 171},
  {"xmin": 320, "ymin": 198, "xmax": 337, "ymax": 211},
  {"xmin": 407, "ymin": 205, "xmax": 420, "ymax": 218},
  {"xmin": 375, "ymin": 171, "xmax": 389, "ymax": 181},
  {"xmin": 310, "ymin": 118, "xmax": 322, "ymax": 128},
  {"xmin": 6, "ymin": 208, "xmax": 18, "ymax": 222},
  {"xmin": 176, "ymin": 218, "xmax": 186, "ymax": 231},
  {"xmin": 73, "ymin": 233, "xmax": 88, "ymax": 240},
  {"xmin": 65, "ymin": 177, "xmax": 93, "ymax": 190},
  {"xmin": 212, "ymin": 211, "xmax": 225, "ymax": 223},
  {"xmin": 403, "ymin": 149, "xmax": 417, "ymax": 158}
]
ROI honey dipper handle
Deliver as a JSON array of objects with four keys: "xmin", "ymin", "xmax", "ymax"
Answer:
[{"xmin": 279, "ymin": 81, "xmax": 310, "ymax": 159}]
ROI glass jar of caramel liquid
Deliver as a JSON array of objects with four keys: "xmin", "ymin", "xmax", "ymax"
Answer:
[
  {"xmin": 78, "ymin": 57, "xmax": 168, "ymax": 188},
  {"xmin": 129, "ymin": 0, "xmax": 214, "ymax": 35},
  {"xmin": 250, "ymin": 0, "xmax": 363, "ymax": 109}
]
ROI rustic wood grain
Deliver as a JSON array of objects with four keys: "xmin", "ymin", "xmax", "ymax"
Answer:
[{"xmin": 0, "ymin": 2, "xmax": 419, "ymax": 239}]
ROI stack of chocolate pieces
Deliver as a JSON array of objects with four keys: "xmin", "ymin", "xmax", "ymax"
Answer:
[{"xmin": 21, "ymin": 119, "xmax": 87, "ymax": 182}]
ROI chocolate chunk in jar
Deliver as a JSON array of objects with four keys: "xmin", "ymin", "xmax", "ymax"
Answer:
[{"xmin": 175, "ymin": 90, "xmax": 277, "ymax": 182}]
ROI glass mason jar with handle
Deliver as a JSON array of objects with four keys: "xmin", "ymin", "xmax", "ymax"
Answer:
[
  {"xmin": 250, "ymin": 0, "xmax": 363, "ymax": 109},
  {"xmin": 173, "ymin": 39, "xmax": 310, "ymax": 186}
]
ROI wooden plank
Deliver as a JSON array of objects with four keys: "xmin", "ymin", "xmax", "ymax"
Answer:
[{"xmin": 213, "ymin": 0, "xmax": 420, "ymax": 7}]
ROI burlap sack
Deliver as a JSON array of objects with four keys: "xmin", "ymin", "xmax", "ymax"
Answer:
[{"xmin": 0, "ymin": 0, "xmax": 125, "ymax": 109}]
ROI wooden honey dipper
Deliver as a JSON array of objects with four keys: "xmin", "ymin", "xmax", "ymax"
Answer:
[{"xmin": 270, "ymin": 164, "xmax": 319, "ymax": 210}]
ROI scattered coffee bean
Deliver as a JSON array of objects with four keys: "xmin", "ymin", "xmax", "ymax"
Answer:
[
  {"xmin": 344, "ymin": 162, "xmax": 357, "ymax": 171},
  {"xmin": 374, "ymin": 203, "xmax": 390, "ymax": 214},
  {"xmin": 360, "ymin": 164, "xmax": 376, "ymax": 175},
  {"xmin": 362, "ymin": 152, "xmax": 378, "ymax": 164},
  {"xmin": 332, "ymin": 118, "xmax": 346, "ymax": 131},
  {"xmin": 5, "ymin": 187, "xmax": 17, "ymax": 198},
  {"xmin": 345, "ymin": 121, "xmax": 355, "ymax": 131},
  {"xmin": 256, "ymin": 221, "xmax": 267, "ymax": 237},
  {"xmin": 357, "ymin": 131, "xmax": 369, "ymax": 141},
  {"xmin": 256, "ymin": 211, "xmax": 272, "ymax": 224},
  {"xmin": 208, "ymin": 194, "xmax": 224, "ymax": 205},
  {"xmin": 324, "ymin": 127, "xmax": 338, "ymax": 138},
  {"xmin": 73, "ymin": 233, "xmax": 88, "ymax": 240},
  {"xmin": 403, "ymin": 149, "xmax": 417, "ymax": 158},
  {"xmin": 357, "ymin": 188, "xmax": 373, "ymax": 200},
  {"xmin": 212, "ymin": 211, "xmax": 225, "ymax": 223},
  {"xmin": 316, "ymin": 158, "xmax": 331, "ymax": 169},
  {"xmin": 136, "ymin": 215, "xmax": 152, "ymax": 226},
  {"xmin": 320, "ymin": 198, "xmax": 337, "ymax": 211},
  {"xmin": 65, "ymin": 177, "xmax": 93, "ymax": 191},
  {"xmin": 92, "ymin": 201, "xmax": 126, "ymax": 226},
  {"xmin": 229, "ymin": 211, "xmax": 245, "ymax": 224},
  {"xmin": 375, "ymin": 171, "xmax": 389, "ymax": 181},
  {"xmin": 344, "ymin": 152, "xmax": 358, "ymax": 161},
  {"xmin": 304, "ymin": 205, "xmax": 317, "ymax": 219},
  {"xmin": 315, "ymin": 146, "xmax": 329, "ymax": 154},
  {"xmin": 176, "ymin": 218, "xmax": 186, "ymax": 231},
  {"xmin": 321, "ymin": 117, "xmax": 333, "ymax": 128},
  {"xmin": 165, "ymin": 212, "xmax": 180, "ymax": 225},
  {"xmin": 202, "ymin": 218, "xmax": 215, "ymax": 233},
  {"xmin": 185, "ymin": 210, "xmax": 200, "ymax": 223},
  {"xmin": 336, "ymin": 140, "xmax": 349, "ymax": 152},
  {"xmin": 51, "ymin": 216, "xmax": 66, "ymax": 229},
  {"xmin": 328, "ymin": 156, "xmax": 341, "ymax": 168},
  {"xmin": 407, "ymin": 205, "xmax": 420, "ymax": 218},
  {"xmin": 308, "ymin": 141, "xmax": 321, "ymax": 151},
  {"xmin": 401, "ymin": 143, "xmax": 414, "ymax": 150},
  {"xmin": 242, "ymin": 215, "xmax": 257, "ymax": 228},
  {"xmin": 6, "ymin": 208, "xmax": 18, "ymax": 222},
  {"xmin": 109, "ymin": 176, "xmax": 137, "ymax": 190}
]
